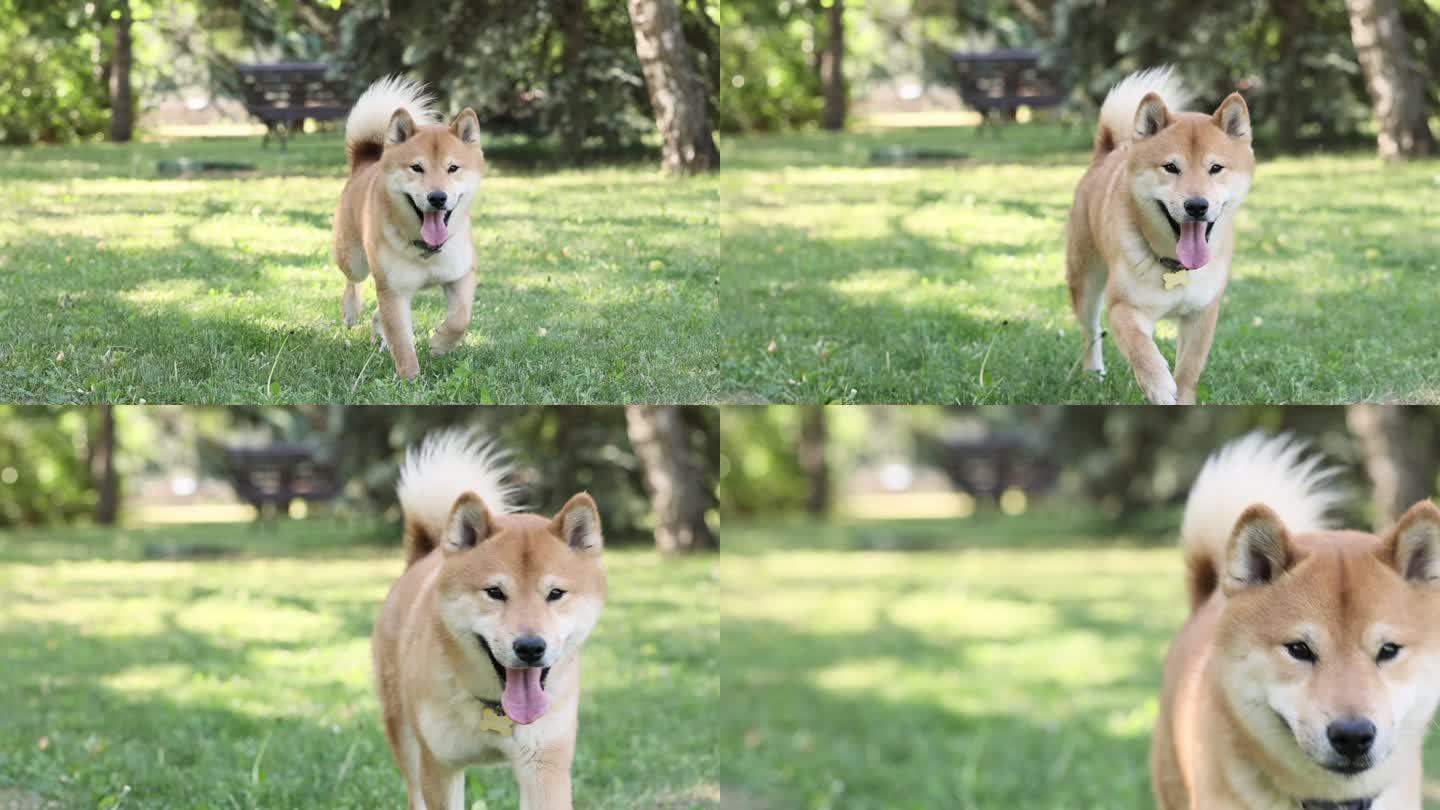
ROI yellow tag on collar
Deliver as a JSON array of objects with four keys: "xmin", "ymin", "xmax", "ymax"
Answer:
[
  {"xmin": 1163, "ymin": 270, "xmax": 1189, "ymax": 289},
  {"xmin": 478, "ymin": 705, "xmax": 514, "ymax": 736}
]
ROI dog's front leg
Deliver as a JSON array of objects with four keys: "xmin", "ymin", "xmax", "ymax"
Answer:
[
  {"xmin": 514, "ymin": 739, "xmax": 574, "ymax": 810},
  {"xmin": 1174, "ymin": 301, "xmax": 1220, "ymax": 405},
  {"xmin": 417, "ymin": 747, "xmax": 464, "ymax": 810},
  {"xmin": 376, "ymin": 288, "xmax": 421, "ymax": 379},
  {"xmin": 430, "ymin": 270, "xmax": 475, "ymax": 357},
  {"xmin": 1107, "ymin": 302, "xmax": 1178, "ymax": 405}
]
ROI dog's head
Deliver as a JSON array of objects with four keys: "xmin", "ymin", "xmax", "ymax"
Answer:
[
  {"xmin": 433, "ymin": 492, "xmax": 606, "ymax": 725},
  {"xmin": 1216, "ymin": 501, "xmax": 1440, "ymax": 800},
  {"xmin": 1126, "ymin": 92, "xmax": 1254, "ymax": 270},
  {"xmin": 380, "ymin": 108, "xmax": 485, "ymax": 249}
]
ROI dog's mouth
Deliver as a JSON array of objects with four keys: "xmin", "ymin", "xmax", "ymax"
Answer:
[
  {"xmin": 476, "ymin": 633, "xmax": 550, "ymax": 725},
  {"xmin": 1322, "ymin": 759, "xmax": 1374, "ymax": 777},
  {"xmin": 1156, "ymin": 202, "xmax": 1217, "ymax": 271},
  {"xmin": 404, "ymin": 194, "xmax": 456, "ymax": 249}
]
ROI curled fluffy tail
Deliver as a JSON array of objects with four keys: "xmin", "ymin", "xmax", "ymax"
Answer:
[
  {"xmin": 344, "ymin": 75, "xmax": 440, "ymax": 172},
  {"xmin": 397, "ymin": 428, "xmax": 518, "ymax": 567},
  {"xmin": 1180, "ymin": 432, "xmax": 1342, "ymax": 611},
  {"xmin": 1094, "ymin": 66, "xmax": 1192, "ymax": 158}
]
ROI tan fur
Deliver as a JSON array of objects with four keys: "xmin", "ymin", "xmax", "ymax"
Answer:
[
  {"xmin": 1153, "ymin": 501, "xmax": 1440, "ymax": 810},
  {"xmin": 334, "ymin": 100, "xmax": 486, "ymax": 379},
  {"xmin": 1067, "ymin": 74, "xmax": 1255, "ymax": 404},
  {"xmin": 374, "ymin": 493, "xmax": 606, "ymax": 810}
]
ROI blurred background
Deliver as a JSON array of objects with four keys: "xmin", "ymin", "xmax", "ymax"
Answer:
[
  {"xmin": 2, "ymin": 0, "xmax": 718, "ymax": 172},
  {"xmin": 720, "ymin": 405, "xmax": 1440, "ymax": 810},
  {"xmin": 723, "ymin": 0, "xmax": 1440, "ymax": 159},
  {"xmin": 0, "ymin": 405, "xmax": 719, "ymax": 809},
  {"xmin": 0, "ymin": 404, "xmax": 718, "ymax": 551}
]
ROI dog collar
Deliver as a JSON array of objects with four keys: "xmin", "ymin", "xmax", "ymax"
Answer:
[
  {"xmin": 1154, "ymin": 255, "xmax": 1190, "ymax": 289},
  {"xmin": 473, "ymin": 697, "xmax": 514, "ymax": 736},
  {"xmin": 1300, "ymin": 800, "xmax": 1372, "ymax": 810},
  {"xmin": 410, "ymin": 239, "xmax": 445, "ymax": 259}
]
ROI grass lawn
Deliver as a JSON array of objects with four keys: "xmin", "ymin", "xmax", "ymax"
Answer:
[
  {"xmin": 0, "ymin": 133, "xmax": 718, "ymax": 404},
  {"xmin": 721, "ymin": 515, "xmax": 1440, "ymax": 810},
  {"xmin": 0, "ymin": 521, "xmax": 718, "ymax": 809},
  {"xmin": 720, "ymin": 123, "xmax": 1440, "ymax": 404}
]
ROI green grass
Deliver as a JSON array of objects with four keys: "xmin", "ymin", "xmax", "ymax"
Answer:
[
  {"xmin": 720, "ymin": 124, "xmax": 1440, "ymax": 404},
  {"xmin": 0, "ymin": 133, "xmax": 718, "ymax": 404},
  {"xmin": 0, "ymin": 521, "xmax": 718, "ymax": 809},
  {"xmin": 721, "ymin": 516, "xmax": 1440, "ymax": 810}
]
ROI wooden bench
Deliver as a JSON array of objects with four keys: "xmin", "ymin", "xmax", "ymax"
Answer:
[
  {"xmin": 235, "ymin": 63, "xmax": 353, "ymax": 148},
  {"xmin": 951, "ymin": 49, "xmax": 1068, "ymax": 131},
  {"xmin": 222, "ymin": 444, "xmax": 343, "ymax": 520},
  {"xmin": 932, "ymin": 434, "xmax": 1060, "ymax": 503}
]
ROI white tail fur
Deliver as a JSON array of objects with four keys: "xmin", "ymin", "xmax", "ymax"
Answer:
[
  {"xmin": 1181, "ymin": 432, "xmax": 1343, "ymax": 606},
  {"xmin": 1096, "ymin": 66, "xmax": 1193, "ymax": 150},
  {"xmin": 344, "ymin": 75, "xmax": 440, "ymax": 166},
  {"xmin": 397, "ymin": 428, "xmax": 517, "ymax": 564}
]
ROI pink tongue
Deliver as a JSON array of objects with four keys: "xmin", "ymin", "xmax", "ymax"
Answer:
[
  {"xmin": 501, "ymin": 667, "xmax": 549, "ymax": 725},
  {"xmin": 421, "ymin": 210, "xmax": 448, "ymax": 248},
  {"xmin": 1176, "ymin": 221, "xmax": 1209, "ymax": 269}
]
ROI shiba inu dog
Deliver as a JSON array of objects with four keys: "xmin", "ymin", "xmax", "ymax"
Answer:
[
  {"xmin": 1066, "ymin": 67, "xmax": 1255, "ymax": 404},
  {"xmin": 373, "ymin": 429, "xmax": 606, "ymax": 809},
  {"xmin": 1152, "ymin": 433, "xmax": 1440, "ymax": 810},
  {"xmin": 333, "ymin": 77, "xmax": 486, "ymax": 379}
]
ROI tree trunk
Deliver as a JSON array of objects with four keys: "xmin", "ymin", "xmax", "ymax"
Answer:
[
  {"xmin": 798, "ymin": 406, "xmax": 829, "ymax": 515},
  {"xmin": 626, "ymin": 0, "xmax": 719, "ymax": 175},
  {"xmin": 557, "ymin": 0, "xmax": 595, "ymax": 160},
  {"xmin": 1345, "ymin": 0, "xmax": 1436, "ymax": 159},
  {"xmin": 92, "ymin": 405, "xmax": 119, "ymax": 525},
  {"xmin": 1347, "ymin": 405, "xmax": 1437, "ymax": 530},
  {"xmin": 625, "ymin": 406, "xmax": 716, "ymax": 553},
  {"xmin": 109, "ymin": 0, "xmax": 134, "ymax": 143},
  {"xmin": 820, "ymin": 0, "xmax": 846, "ymax": 131}
]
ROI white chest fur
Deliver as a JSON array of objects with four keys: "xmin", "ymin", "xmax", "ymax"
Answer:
[{"xmin": 377, "ymin": 222, "xmax": 474, "ymax": 294}]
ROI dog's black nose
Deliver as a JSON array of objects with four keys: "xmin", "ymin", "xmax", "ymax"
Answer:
[
  {"xmin": 1183, "ymin": 197, "xmax": 1209, "ymax": 219},
  {"xmin": 1327, "ymin": 718, "xmax": 1376, "ymax": 758},
  {"xmin": 513, "ymin": 634, "xmax": 546, "ymax": 665},
  {"xmin": 427, "ymin": 190, "xmax": 447, "ymax": 209}
]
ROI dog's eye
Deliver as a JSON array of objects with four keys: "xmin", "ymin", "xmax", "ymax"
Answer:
[
  {"xmin": 484, "ymin": 587, "xmax": 507, "ymax": 601},
  {"xmin": 1284, "ymin": 641, "xmax": 1317, "ymax": 662},
  {"xmin": 1162, "ymin": 162, "xmax": 1180, "ymax": 175},
  {"xmin": 1209, "ymin": 163, "xmax": 1224, "ymax": 175},
  {"xmin": 547, "ymin": 588, "xmax": 566, "ymax": 602},
  {"xmin": 410, "ymin": 163, "xmax": 423, "ymax": 173},
  {"xmin": 447, "ymin": 164, "xmax": 459, "ymax": 174},
  {"xmin": 1377, "ymin": 643, "xmax": 1403, "ymax": 663}
]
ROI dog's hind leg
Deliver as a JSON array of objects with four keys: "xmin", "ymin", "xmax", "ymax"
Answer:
[
  {"xmin": 1068, "ymin": 252, "xmax": 1108, "ymax": 376},
  {"xmin": 337, "ymin": 241, "xmax": 369, "ymax": 327},
  {"xmin": 430, "ymin": 271, "xmax": 476, "ymax": 357},
  {"xmin": 342, "ymin": 282, "xmax": 363, "ymax": 327}
]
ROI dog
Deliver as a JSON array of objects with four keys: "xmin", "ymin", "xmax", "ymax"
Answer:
[
  {"xmin": 1066, "ymin": 67, "xmax": 1255, "ymax": 404},
  {"xmin": 333, "ymin": 77, "xmax": 486, "ymax": 379},
  {"xmin": 372, "ymin": 429, "xmax": 606, "ymax": 809},
  {"xmin": 1151, "ymin": 432, "xmax": 1440, "ymax": 810}
]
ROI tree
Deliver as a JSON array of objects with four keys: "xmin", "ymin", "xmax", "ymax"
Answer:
[
  {"xmin": 626, "ymin": 405, "xmax": 717, "ymax": 552},
  {"xmin": 819, "ymin": 0, "xmax": 846, "ymax": 130},
  {"xmin": 109, "ymin": 0, "xmax": 134, "ymax": 143},
  {"xmin": 90, "ymin": 406, "xmax": 119, "ymax": 525},
  {"xmin": 626, "ymin": 0, "xmax": 719, "ymax": 174},
  {"xmin": 798, "ymin": 406, "xmax": 829, "ymax": 515},
  {"xmin": 1346, "ymin": 405, "xmax": 1438, "ymax": 530},
  {"xmin": 1345, "ymin": 0, "xmax": 1436, "ymax": 159}
]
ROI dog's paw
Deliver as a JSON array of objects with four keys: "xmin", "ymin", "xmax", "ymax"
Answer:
[
  {"xmin": 430, "ymin": 330, "xmax": 464, "ymax": 356},
  {"xmin": 1142, "ymin": 378, "xmax": 1179, "ymax": 405}
]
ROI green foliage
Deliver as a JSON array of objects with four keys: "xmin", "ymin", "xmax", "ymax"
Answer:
[
  {"xmin": 0, "ymin": 522, "xmax": 718, "ymax": 808},
  {"xmin": 720, "ymin": 1, "xmax": 824, "ymax": 132},
  {"xmin": 0, "ymin": 2, "xmax": 110, "ymax": 144},
  {"xmin": 0, "ymin": 407, "xmax": 98, "ymax": 527}
]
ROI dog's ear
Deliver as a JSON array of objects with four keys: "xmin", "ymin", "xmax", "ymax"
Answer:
[
  {"xmin": 386, "ymin": 108, "xmax": 416, "ymax": 145},
  {"xmin": 1223, "ymin": 505, "xmax": 1294, "ymax": 593},
  {"xmin": 1383, "ymin": 501, "xmax": 1440, "ymax": 582},
  {"xmin": 550, "ymin": 493, "xmax": 603, "ymax": 552},
  {"xmin": 450, "ymin": 108, "xmax": 482, "ymax": 146},
  {"xmin": 1213, "ymin": 93, "xmax": 1250, "ymax": 139},
  {"xmin": 444, "ymin": 491, "xmax": 495, "ymax": 553},
  {"xmin": 1134, "ymin": 92, "xmax": 1169, "ymax": 140}
]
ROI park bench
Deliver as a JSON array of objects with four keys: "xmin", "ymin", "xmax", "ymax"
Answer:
[
  {"xmin": 222, "ymin": 443, "xmax": 343, "ymax": 520},
  {"xmin": 950, "ymin": 49, "xmax": 1068, "ymax": 130},
  {"xmin": 235, "ymin": 63, "xmax": 353, "ymax": 148},
  {"xmin": 932, "ymin": 434, "xmax": 1060, "ymax": 504}
]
